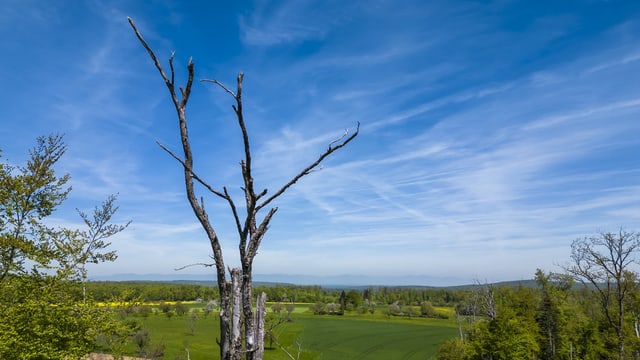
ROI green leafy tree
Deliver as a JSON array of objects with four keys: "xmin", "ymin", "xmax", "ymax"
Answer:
[
  {"xmin": 565, "ymin": 230, "xmax": 640, "ymax": 360},
  {"xmin": 481, "ymin": 288, "xmax": 539, "ymax": 359},
  {"xmin": 62, "ymin": 194, "xmax": 130, "ymax": 304},
  {"xmin": 175, "ymin": 301, "xmax": 188, "ymax": 316},
  {"xmin": 0, "ymin": 134, "xmax": 70, "ymax": 281},
  {"xmin": 345, "ymin": 290, "xmax": 363, "ymax": 309},
  {"xmin": 0, "ymin": 135, "xmax": 130, "ymax": 359},
  {"xmin": 271, "ymin": 302, "xmax": 284, "ymax": 314},
  {"xmin": 439, "ymin": 286, "xmax": 540, "ymax": 360},
  {"xmin": 568, "ymin": 287, "xmax": 608, "ymax": 359}
]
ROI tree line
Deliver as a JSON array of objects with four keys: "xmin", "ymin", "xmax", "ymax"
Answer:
[
  {"xmin": 86, "ymin": 281, "xmax": 218, "ymax": 302},
  {"xmin": 85, "ymin": 280, "xmax": 465, "ymax": 306}
]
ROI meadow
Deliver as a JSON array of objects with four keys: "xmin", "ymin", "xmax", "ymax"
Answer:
[{"xmin": 112, "ymin": 303, "xmax": 459, "ymax": 359}]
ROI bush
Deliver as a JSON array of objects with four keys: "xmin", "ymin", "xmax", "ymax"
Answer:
[
  {"xmin": 386, "ymin": 303, "xmax": 401, "ymax": 316},
  {"xmin": 158, "ymin": 301, "xmax": 172, "ymax": 313},
  {"xmin": 421, "ymin": 301, "xmax": 436, "ymax": 317},
  {"xmin": 271, "ymin": 302, "xmax": 284, "ymax": 313},
  {"xmin": 175, "ymin": 302, "xmax": 188, "ymax": 316},
  {"xmin": 310, "ymin": 302, "xmax": 326, "ymax": 315},
  {"xmin": 134, "ymin": 305, "xmax": 153, "ymax": 317},
  {"xmin": 436, "ymin": 338, "xmax": 469, "ymax": 360}
]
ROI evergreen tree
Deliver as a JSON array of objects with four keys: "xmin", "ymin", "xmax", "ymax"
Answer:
[{"xmin": 535, "ymin": 269, "xmax": 573, "ymax": 360}]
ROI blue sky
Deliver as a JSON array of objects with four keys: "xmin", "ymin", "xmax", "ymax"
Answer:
[{"xmin": 1, "ymin": 0, "xmax": 640, "ymax": 286}]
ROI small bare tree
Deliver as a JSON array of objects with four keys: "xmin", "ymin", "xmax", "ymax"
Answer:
[{"xmin": 128, "ymin": 18, "xmax": 359, "ymax": 360}]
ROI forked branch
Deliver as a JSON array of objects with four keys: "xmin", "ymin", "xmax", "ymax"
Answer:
[{"xmin": 257, "ymin": 121, "xmax": 360, "ymax": 212}]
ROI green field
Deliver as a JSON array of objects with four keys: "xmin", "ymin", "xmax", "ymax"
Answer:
[{"xmin": 115, "ymin": 304, "xmax": 458, "ymax": 359}]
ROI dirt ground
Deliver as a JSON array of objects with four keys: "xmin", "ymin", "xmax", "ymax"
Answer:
[{"xmin": 85, "ymin": 354, "xmax": 148, "ymax": 360}]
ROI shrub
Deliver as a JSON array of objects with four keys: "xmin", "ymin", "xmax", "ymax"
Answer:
[{"xmin": 175, "ymin": 302, "xmax": 188, "ymax": 316}]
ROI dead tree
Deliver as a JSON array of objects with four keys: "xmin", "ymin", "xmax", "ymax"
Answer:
[{"xmin": 128, "ymin": 18, "xmax": 359, "ymax": 360}]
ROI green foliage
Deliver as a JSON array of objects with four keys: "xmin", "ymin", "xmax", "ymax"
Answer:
[
  {"xmin": 436, "ymin": 266, "xmax": 640, "ymax": 360},
  {"xmin": 0, "ymin": 135, "xmax": 130, "ymax": 359},
  {"xmin": 86, "ymin": 281, "xmax": 463, "ymax": 307},
  {"xmin": 421, "ymin": 300, "xmax": 435, "ymax": 315},
  {"xmin": 436, "ymin": 287, "xmax": 540, "ymax": 360},
  {"xmin": 174, "ymin": 301, "xmax": 188, "ymax": 316},
  {"xmin": 436, "ymin": 338, "xmax": 471, "ymax": 360},
  {"xmin": 344, "ymin": 290, "xmax": 363, "ymax": 308},
  {"xmin": 86, "ymin": 281, "xmax": 219, "ymax": 302},
  {"xmin": 534, "ymin": 269, "xmax": 574, "ymax": 359},
  {"xmin": 0, "ymin": 134, "xmax": 70, "ymax": 281},
  {"xmin": 271, "ymin": 301, "xmax": 285, "ymax": 313}
]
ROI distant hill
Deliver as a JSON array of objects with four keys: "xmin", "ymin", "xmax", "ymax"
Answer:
[{"xmin": 90, "ymin": 272, "xmax": 539, "ymax": 290}]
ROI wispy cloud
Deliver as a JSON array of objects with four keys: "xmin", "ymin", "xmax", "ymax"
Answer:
[
  {"xmin": 238, "ymin": 1, "xmax": 343, "ymax": 47},
  {"xmin": 2, "ymin": 1, "xmax": 640, "ymax": 285}
]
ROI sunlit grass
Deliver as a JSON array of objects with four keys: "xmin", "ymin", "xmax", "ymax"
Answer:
[{"xmin": 111, "ymin": 304, "xmax": 458, "ymax": 359}]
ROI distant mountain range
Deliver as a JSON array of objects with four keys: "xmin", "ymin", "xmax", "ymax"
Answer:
[{"xmin": 89, "ymin": 272, "xmax": 536, "ymax": 289}]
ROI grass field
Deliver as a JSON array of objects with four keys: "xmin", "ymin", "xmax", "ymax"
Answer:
[
  {"xmin": 293, "ymin": 316, "xmax": 457, "ymax": 359},
  {"xmin": 114, "ymin": 303, "xmax": 458, "ymax": 359}
]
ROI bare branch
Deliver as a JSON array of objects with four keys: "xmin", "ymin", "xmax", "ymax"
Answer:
[
  {"xmin": 157, "ymin": 141, "xmax": 227, "ymax": 199},
  {"xmin": 169, "ymin": 51, "xmax": 175, "ymax": 87},
  {"xmin": 181, "ymin": 57, "xmax": 194, "ymax": 108},
  {"xmin": 328, "ymin": 127, "xmax": 350, "ymax": 149},
  {"xmin": 256, "ymin": 188, "xmax": 268, "ymax": 201},
  {"xmin": 174, "ymin": 262, "xmax": 215, "ymax": 271},
  {"xmin": 224, "ymin": 187, "xmax": 244, "ymax": 238},
  {"xmin": 201, "ymin": 79, "xmax": 237, "ymax": 98},
  {"xmin": 257, "ymin": 121, "xmax": 360, "ymax": 211},
  {"xmin": 246, "ymin": 208, "xmax": 278, "ymax": 260},
  {"xmin": 127, "ymin": 17, "xmax": 178, "ymax": 106}
]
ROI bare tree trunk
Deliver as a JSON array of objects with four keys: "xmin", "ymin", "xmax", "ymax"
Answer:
[
  {"xmin": 455, "ymin": 311, "xmax": 464, "ymax": 341},
  {"xmin": 254, "ymin": 292, "xmax": 267, "ymax": 360},
  {"xmin": 241, "ymin": 266, "xmax": 256, "ymax": 359},
  {"xmin": 219, "ymin": 281, "xmax": 231, "ymax": 360},
  {"xmin": 231, "ymin": 269, "xmax": 243, "ymax": 360}
]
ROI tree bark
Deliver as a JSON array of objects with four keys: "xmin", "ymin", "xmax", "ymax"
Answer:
[
  {"xmin": 254, "ymin": 292, "xmax": 267, "ymax": 360},
  {"xmin": 240, "ymin": 261, "xmax": 255, "ymax": 359},
  {"xmin": 219, "ymin": 279, "xmax": 231, "ymax": 360},
  {"xmin": 231, "ymin": 269, "xmax": 242, "ymax": 360}
]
